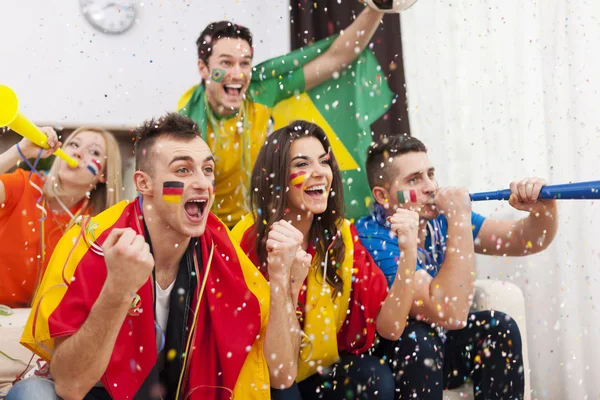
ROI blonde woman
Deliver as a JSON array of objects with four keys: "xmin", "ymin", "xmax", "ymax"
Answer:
[{"xmin": 0, "ymin": 126, "xmax": 123, "ymax": 308}]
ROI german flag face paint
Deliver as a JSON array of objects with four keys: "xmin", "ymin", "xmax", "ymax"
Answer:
[
  {"xmin": 397, "ymin": 189, "xmax": 417, "ymax": 204},
  {"xmin": 163, "ymin": 181, "xmax": 184, "ymax": 203},
  {"xmin": 289, "ymin": 171, "xmax": 307, "ymax": 189}
]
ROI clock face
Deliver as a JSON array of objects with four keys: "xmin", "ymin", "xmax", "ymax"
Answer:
[{"xmin": 80, "ymin": 0, "xmax": 136, "ymax": 34}]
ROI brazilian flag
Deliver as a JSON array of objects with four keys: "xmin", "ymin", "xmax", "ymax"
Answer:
[{"xmin": 262, "ymin": 36, "xmax": 393, "ymax": 220}]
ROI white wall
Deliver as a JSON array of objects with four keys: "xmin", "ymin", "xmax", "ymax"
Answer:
[{"xmin": 0, "ymin": 0, "xmax": 290, "ymax": 127}]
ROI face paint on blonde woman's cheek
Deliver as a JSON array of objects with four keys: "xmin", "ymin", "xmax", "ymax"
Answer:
[
  {"xmin": 289, "ymin": 171, "xmax": 307, "ymax": 189},
  {"xmin": 162, "ymin": 181, "xmax": 184, "ymax": 203},
  {"xmin": 86, "ymin": 159, "xmax": 102, "ymax": 176}
]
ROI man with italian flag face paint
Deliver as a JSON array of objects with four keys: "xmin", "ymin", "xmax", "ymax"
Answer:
[{"xmin": 355, "ymin": 135, "xmax": 558, "ymax": 400}]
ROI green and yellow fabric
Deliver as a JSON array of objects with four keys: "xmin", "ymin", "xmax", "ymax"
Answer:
[{"xmin": 178, "ymin": 35, "xmax": 392, "ymax": 225}]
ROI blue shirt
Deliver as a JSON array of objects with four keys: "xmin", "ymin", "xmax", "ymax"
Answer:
[{"xmin": 355, "ymin": 207, "xmax": 486, "ymax": 287}]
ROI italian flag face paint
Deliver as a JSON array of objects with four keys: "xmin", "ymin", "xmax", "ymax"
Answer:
[
  {"xmin": 162, "ymin": 181, "xmax": 184, "ymax": 203},
  {"xmin": 289, "ymin": 171, "xmax": 307, "ymax": 189},
  {"xmin": 397, "ymin": 189, "xmax": 417, "ymax": 204}
]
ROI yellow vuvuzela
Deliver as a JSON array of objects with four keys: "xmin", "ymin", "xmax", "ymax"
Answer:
[{"xmin": 0, "ymin": 85, "xmax": 78, "ymax": 168}]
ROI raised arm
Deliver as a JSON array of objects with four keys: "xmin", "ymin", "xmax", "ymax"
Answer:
[
  {"xmin": 475, "ymin": 177, "xmax": 558, "ymax": 257},
  {"xmin": 51, "ymin": 228, "xmax": 154, "ymax": 399},
  {"xmin": 409, "ymin": 188, "xmax": 475, "ymax": 330},
  {"xmin": 376, "ymin": 208, "xmax": 416, "ymax": 340},
  {"xmin": 0, "ymin": 127, "xmax": 60, "ymax": 204},
  {"xmin": 303, "ymin": 5, "xmax": 384, "ymax": 91},
  {"xmin": 263, "ymin": 221, "xmax": 307, "ymax": 389},
  {"xmin": 51, "ymin": 287, "xmax": 131, "ymax": 399}
]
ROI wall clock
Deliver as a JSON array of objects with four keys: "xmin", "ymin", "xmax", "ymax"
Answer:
[{"xmin": 80, "ymin": 0, "xmax": 136, "ymax": 34}]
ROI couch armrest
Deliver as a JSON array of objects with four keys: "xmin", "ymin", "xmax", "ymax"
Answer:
[{"xmin": 0, "ymin": 308, "xmax": 34, "ymax": 396}]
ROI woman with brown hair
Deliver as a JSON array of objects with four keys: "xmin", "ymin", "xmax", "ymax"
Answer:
[
  {"xmin": 0, "ymin": 126, "xmax": 123, "ymax": 308},
  {"xmin": 232, "ymin": 120, "xmax": 415, "ymax": 399}
]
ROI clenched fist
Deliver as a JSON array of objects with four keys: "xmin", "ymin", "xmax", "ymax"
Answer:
[
  {"xmin": 508, "ymin": 177, "xmax": 554, "ymax": 212},
  {"xmin": 266, "ymin": 221, "xmax": 304, "ymax": 282},
  {"xmin": 388, "ymin": 208, "xmax": 420, "ymax": 250},
  {"xmin": 102, "ymin": 228, "xmax": 154, "ymax": 296},
  {"xmin": 17, "ymin": 126, "xmax": 61, "ymax": 160},
  {"xmin": 290, "ymin": 249, "xmax": 312, "ymax": 290},
  {"xmin": 434, "ymin": 186, "xmax": 471, "ymax": 220}
]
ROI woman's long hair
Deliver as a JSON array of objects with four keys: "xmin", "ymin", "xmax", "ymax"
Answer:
[
  {"xmin": 249, "ymin": 120, "xmax": 346, "ymax": 296},
  {"xmin": 43, "ymin": 127, "xmax": 123, "ymax": 216}
]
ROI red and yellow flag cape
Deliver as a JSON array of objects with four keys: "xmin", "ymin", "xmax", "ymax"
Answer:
[
  {"xmin": 21, "ymin": 199, "xmax": 271, "ymax": 399},
  {"xmin": 232, "ymin": 214, "xmax": 355, "ymax": 382}
]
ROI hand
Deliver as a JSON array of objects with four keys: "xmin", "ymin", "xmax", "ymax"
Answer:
[
  {"xmin": 290, "ymin": 249, "xmax": 312, "ymax": 291},
  {"xmin": 433, "ymin": 186, "xmax": 471, "ymax": 220},
  {"xmin": 266, "ymin": 221, "xmax": 304, "ymax": 282},
  {"xmin": 388, "ymin": 208, "xmax": 420, "ymax": 250},
  {"xmin": 16, "ymin": 126, "xmax": 61, "ymax": 160},
  {"xmin": 509, "ymin": 177, "xmax": 551, "ymax": 212},
  {"xmin": 102, "ymin": 228, "xmax": 154, "ymax": 296}
]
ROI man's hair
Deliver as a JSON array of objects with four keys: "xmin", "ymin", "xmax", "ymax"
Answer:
[
  {"xmin": 365, "ymin": 134, "xmax": 428, "ymax": 190},
  {"xmin": 196, "ymin": 21, "xmax": 253, "ymax": 65},
  {"xmin": 134, "ymin": 113, "xmax": 202, "ymax": 176}
]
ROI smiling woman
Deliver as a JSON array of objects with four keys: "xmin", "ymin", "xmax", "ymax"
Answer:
[
  {"xmin": 231, "ymin": 120, "xmax": 415, "ymax": 399},
  {"xmin": 245, "ymin": 120, "xmax": 345, "ymax": 285}
]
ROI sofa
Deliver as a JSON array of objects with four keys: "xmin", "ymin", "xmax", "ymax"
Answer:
[{"xmin": 444, "ymin": 280, "xmax": 531, "ymax": 400}]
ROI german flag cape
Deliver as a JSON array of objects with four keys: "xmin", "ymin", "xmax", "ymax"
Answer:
[{"xmin": 21, "ymin": 199, "xmax": 271, "ymax": 399}]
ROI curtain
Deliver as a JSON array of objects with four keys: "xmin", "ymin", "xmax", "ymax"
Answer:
[
  {"xmin": 401, "ymin": 0, "xmax": 600, "ymax": 397},
  {"xmin": 290, "ymin": 0, "xmax": 411, "ymax": 138}
]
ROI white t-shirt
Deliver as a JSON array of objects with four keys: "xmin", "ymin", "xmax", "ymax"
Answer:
[
  {"xmin": 156, "ymin": 281, "xmax": 175, "ymax": 333},
  {"xmin": 156, "ymin": 280, "xmax": 175, "ymax": 370}
]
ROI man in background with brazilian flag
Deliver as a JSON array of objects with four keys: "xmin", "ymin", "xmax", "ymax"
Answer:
[{"xmin": 178, "ymin": 1, "xmax": 393, "ymax": 227}]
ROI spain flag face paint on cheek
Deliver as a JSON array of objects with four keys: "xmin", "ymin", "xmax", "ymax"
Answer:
[
  {"xmin": 162, "ymin": 181, "xmax": 184, "ymax": 203},
  {"xmin": 289, "ymin": 171, "xmax": 307, "ymax": 189}
]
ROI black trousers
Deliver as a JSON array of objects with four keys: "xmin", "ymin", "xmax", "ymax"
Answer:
[
  {"xmin": 271, "ymin": 354, "xmax": 395, "ymax": 400},
  {"xmin": 374, "ymin": 310, "xmax": 525, "ymax": 400},
  {"xmin": 83, "ymin": 388, "xmax": 112, "ymax": 400}
]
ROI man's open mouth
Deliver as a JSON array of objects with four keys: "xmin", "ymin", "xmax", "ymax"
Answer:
[
  {"xmin": 184, "ymin": 198, "xmax": 207, "ymax": 222},
  {"xmin": 224, "ymin": 83, "xmax": 243, "ymax": 96}
]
